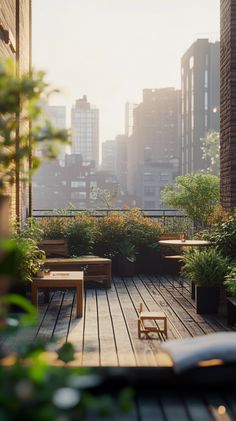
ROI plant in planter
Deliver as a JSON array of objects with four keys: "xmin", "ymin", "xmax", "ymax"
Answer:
[
  {"xmin": 181, "ymin": 248, "xmax": 230, "ymax": 314},
  {"xmin": 122, "ymin": 208, "xmax": 161, "ymax": 273},
  {"xmin": 94, "ymin": 212, "xmax": 137, "ymax": 275},
  {"xmin": 224, "ymin": 265, "xmax": 236, "ymax": 326},
  {"xmin": 65, "ymin": 213, "xmax": 96, "ymax": 256},
  {"xmin": 206, "ymin": 209, "xmax": 236, "ymax": 258}
]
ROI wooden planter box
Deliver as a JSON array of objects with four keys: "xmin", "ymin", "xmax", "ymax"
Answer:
[
  {"xmin": 196, "ymin": 286, "xmax": 220, "ymax": 314},
  {"xmin": 226, "ymin": 297, "xmax": 236, "ymax": 326}
]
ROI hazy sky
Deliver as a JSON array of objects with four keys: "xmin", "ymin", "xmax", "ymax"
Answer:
[{"xmin": 32, "ymin": 0, "xmax": 220, "ymax": 142}]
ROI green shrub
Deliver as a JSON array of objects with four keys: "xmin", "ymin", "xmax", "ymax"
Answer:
[
  {"xmin": 224, "ymin": 265, "xmax": 236, "ymax": 297},
  {"xmin": 206, "ymin": 210, "xmax": 236, "ymax": 257},
  {"xmin": 65, "ymin": 214, "xmax": 96, "ymax": 256},
  {"xmin": 38, "ymin": 217, "xmax": 68, "ymax": 239},
  {"xmin": 181, "ymin": 248, "xmax": 230, "ymax": 287}
]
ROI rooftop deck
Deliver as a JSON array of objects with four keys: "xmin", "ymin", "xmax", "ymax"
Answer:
[{"xmin": 2, "ymin": 275, "xmax": 235, "ymax": 367}]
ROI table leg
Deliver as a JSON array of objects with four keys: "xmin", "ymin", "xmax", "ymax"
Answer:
[
  {"xmin": 76, "ymin": 279, "xmax": 84, "ymax": 317},
  {"xmin": 31, "ymin": 282, "xmax": 38, "ymax": 308}
]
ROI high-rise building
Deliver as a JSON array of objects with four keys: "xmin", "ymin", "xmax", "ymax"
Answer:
[
  {"xmin": 71, "ymin": 95, "xmax": 99, "ymax": 168},
  {"xmin": 44, "ymin": 105, "xmax": 67, "ymax": 163},
  {"xmin": 114, "ymin": 135, "xmax": 128, "ymax": 194},
  {"xmin": 181, "ymin": 39, "xmax": 220, "ymax": 174},
  {"xmin": 101, "ymin": 140, "xmax": 115, "ymax": 173},
  {"xmin": 125, "ymin": 102, "xmax": 138, "ymax": 137},
  {"xmin": 127, "ymin": 88, "xmax": 181, "ymax": 208}
]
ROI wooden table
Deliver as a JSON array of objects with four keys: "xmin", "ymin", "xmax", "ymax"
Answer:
[
  {"xmin": 159, "ymin": 239, "xmax": 210, "ymax": 247},
  {"xmin": 43, "ymin": 256, "xmax": 112, "ymax": 288},
  {"xmin": 32, "ymin": 271, "xmax": 84, "ymax": 317}
]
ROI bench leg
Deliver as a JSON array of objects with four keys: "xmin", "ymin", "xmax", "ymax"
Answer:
[
  {"xmin": 31, "ymin": 283, "xmax": 38, "ymax": 308},
  {"xmin": 76, "ymin": 280, "xmax": 84, "ymax": 317}
]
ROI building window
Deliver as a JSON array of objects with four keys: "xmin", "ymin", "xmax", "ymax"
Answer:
[
  {"xmin": 144, "ymin": 172, "xmax": 153, "ymax": 182},
  {"xmin": 144, "ymin": 186, "xmax": 155, "ymax": 196},
  {"xmin": 144, "ymin": 201, "xmax": 156, "ymax": 208},
  {"xmin": 71, "ymin": 181, "xmax": 86, "ymax": 188},
  {"xmin": 71, "ymin": 191, "xmax": 86, "ymax": 200},
  {"xmin": 160, "ymin": 172, "xmax": 169, "ymax": 182}
]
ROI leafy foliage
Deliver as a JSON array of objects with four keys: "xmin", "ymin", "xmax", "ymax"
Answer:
[
  {"xmin": 65, "ymin": 214, "xmax": 96, "ymax": 256},
  {"xmin": 224, "ymin": 265, "xmax": 236, "ymax": 297},
  {"xmin": 181, "ymin": 248, "xmax": 230, "ymax": 287},
  {"xmin": 161, "ymin": 173, "xmax": 220, "ymax": 229},
  {"xmin": 203, "ymin": 208, "xmax": 236, "ymax": 258},
  {"xmin": 201, "ymin": 130, "xmax": 220, "ymax": 175},
  {"xmin": 0, "ymin": 60, "xmax": 69, "ymax": 192}
]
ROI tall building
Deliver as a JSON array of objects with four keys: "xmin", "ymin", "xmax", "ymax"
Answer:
[
  {"xmin": 114, "ymin": 135, "xmax": 128, "ymax": 194},
  {"xmin": 127, "ymin": 88, "xmax": 181, "ymax": 208},
  {"xmin": 125, "ymin": 102, "xmax": 138, "ymax": 137},
  {"xmin": 44, "ymin": 104, "xmax": 67, "ymax": 163},
  {"xmin": 101, "ymin": 140, "xmax": 115, "ymax": 173},
  {"xmin": 0, "ymin": 1, "xmax": 31, "ymax": 219},
  {"xmin": 71, "ymin": 95, "xmax": 99, "ymax": 168},
  {"xmin": 181, "ymin": 39, "xmax": 220, "ymax": 174}
]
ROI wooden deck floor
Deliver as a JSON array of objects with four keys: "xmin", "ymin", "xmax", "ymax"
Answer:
[{"xmin": 2, "ymin": 275, "xmax": 235, "ymax": 367}]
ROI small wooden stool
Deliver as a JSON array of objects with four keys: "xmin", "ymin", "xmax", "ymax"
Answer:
[{"xmin": 138, "ymin": 303, "xmax": 168, "ymax": 339}]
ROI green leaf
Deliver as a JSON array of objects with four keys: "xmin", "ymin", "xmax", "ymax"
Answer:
[{"xmin": 57, "ymin": 342, "xmax": 76, "ymax": 363}]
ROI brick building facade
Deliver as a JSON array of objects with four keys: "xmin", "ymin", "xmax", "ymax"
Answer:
[
  {"xmin": 220, "ymin": 0, "xmax": 236, "ymax": 209},
  {"xmin": 0, "ymin": 1, "xmax": 31, "ymax": 219}
]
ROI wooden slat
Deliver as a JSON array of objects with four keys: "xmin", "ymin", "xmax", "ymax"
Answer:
[
  {"xmin": 107, "ymin": 281, "xmax": 137, "ymax": 366},
  {"xmin": 82, "ymin": 289, "xmax": 100, "ymax": 366},
  {"xmin": 36, "ymin": 291, "xmax": 64, "ymax": 340},
  {"xmin": 159, "ymin": 391, "xmax": 190, "ymax": 421},
  {"xmin": 52, "ymin": 290, "xmax": 75, "ymax": 343},
  {"xmin": 114, "ymin": 277, "xmax": 158, "ymax": 366},
  {"xmin": 96, "ymin": 288, "xmax": 118, "ymax": 366},
  {"xmin": 4, "ymin": 275, "xmax": 236, "ymax": 366},
  {"xmin": 140, "ymin": 275, "xmax": 190, "ymax": 339},
  {"xmin": 137, "ymin": 396, "xmax": 165, "ymax": 420},
  {"xmin": 183, "ymin": 393, "xmax": 212, "ymax": 421}
]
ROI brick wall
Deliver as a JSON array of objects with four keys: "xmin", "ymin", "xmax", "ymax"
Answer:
[
  {"xmin": 0, "ymin": 0, "xmax": 31, "ymax": 221},
  {"xmin": 220, "ymin": 0, "xmax": 236, "ymax": 209}
]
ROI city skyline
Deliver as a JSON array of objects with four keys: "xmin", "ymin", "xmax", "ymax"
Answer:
[{"xmin": 32, "ymin": 0, "xmax": 220, "ymax": 142}]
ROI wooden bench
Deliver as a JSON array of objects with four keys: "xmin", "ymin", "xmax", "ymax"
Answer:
[
  {"xmin": 44, "ymin": 256, "xmax": 112, "ymax": 288},
  {"xmin": 39, "ymin": 240, "xmax": 112, "ymax": 288},
  {"xmin": 138, "ymin": 303, "xmax": 168, "ymax": 339}
]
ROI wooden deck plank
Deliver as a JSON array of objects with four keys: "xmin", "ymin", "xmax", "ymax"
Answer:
[
  {"xmin": 114, "ymin": 277, "xmax": 158, "ymax": 366},
  {"xmin": 96, "ymin": 288, "xmax": 119, "ymax": 366},
  {"xmin": 107, "ymin": 281, "xmax": 137, "ymax": 366},
  {"xmin": 4, "ymin": 275, "xmax": 236, "ymax": 367},
  {"xmin": 159, "ymin": 391, "xmax": 190, "ymax": 421},
  {"xmin": 131, "ymin": 275, "xmax": 178, "ymax": 341},
  {"xmin": 137, "ymin": 396, "xmax": 165, "ymax": 420},
  {"xmin": 149, "ymin": 275, "xmax": 214, "ymax": 337},
  {"xmin": 164, "ymin": 275, "xmax": 231, "ymax": 333},
  {"xmin": 139, "ymin": 275, "xmax": 191, "ymax": 339},
  {"xmin": 159, "ymin": 275, "xmax": 222, "ymax": 335},
  {"xmin": 66, "ymin": 292, "xmax": 84, "ymax": 365},
  {"xmin": 52, "ymin": 290, "xmax": 75, "ymax": 344},
  {"xmin": 82, "ymin": 289, "xmax": 100, "ymax": 367},
  {"xmin": 36, "ymin": 291, "xmax": 65, "ymax": 340}
]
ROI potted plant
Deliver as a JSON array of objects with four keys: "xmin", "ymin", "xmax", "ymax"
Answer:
[
  {"xmin": 181, "ymin": 248, "xmax": 230, "ymax": 314},
  {"xmin": 224, "ymin": 265, "xmax": 236, "ymax": 326}
]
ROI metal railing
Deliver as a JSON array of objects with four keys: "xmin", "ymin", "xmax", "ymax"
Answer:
[{"xmin": 32, "ymin": 208, "xmax": 192, "ymax": 232}]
